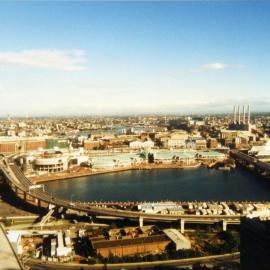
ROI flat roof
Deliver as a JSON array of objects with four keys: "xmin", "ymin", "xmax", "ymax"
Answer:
[
  {"xmin": 0, "ymin": 136, "xmax": 49, "ymax": 142},
  {"xmin": 163, "ymin": 229, "xmax": 190, "ymax": 245},
  {"xmin": 92, "ymin": 234, "xmax": 168, "ymax": 249}
]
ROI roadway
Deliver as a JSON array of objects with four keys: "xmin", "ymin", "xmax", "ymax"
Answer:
[{"xmin": 25, "ymin": 252, "xmax": 240, "ymax": 270}]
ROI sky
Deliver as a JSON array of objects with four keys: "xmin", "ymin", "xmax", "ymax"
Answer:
[{"xmin": 0, "ymin": 1, "xmax": 270, "ymax": 116}]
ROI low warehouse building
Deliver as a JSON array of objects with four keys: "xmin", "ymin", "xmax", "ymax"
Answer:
[{"xmin": 91, "ymin": 234, "xmax": 170, "ymax": 258}]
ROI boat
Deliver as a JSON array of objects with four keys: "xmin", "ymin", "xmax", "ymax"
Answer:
[
  {"xmin": 218, "ymin": 166, "xmax": 231, "ymax": 171},
  {"xmin": 208, "ymin": 161, "xmax": 217, "ymax": 168}
]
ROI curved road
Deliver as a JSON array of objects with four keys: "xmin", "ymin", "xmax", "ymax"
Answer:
[{"xmin": 26, "ymin": 252, "xmax": 240, "ymax": 270}]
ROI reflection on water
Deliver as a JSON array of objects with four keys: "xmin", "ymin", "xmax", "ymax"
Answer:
[{"xmin": 44, "ymin": 168, "xmax": 270, "ymax": 202}]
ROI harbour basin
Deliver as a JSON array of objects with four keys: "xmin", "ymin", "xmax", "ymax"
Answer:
[
  {"xmin": 45, "ymin": 168, "xmax": 270, "ymax": 201},
  {"xmin": 44, "ymin": 168, "xmax": 270, "ymax": 202}
]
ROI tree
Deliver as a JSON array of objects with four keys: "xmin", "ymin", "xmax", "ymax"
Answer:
[
  {"xmin": 148, "ymin": 153, "xmax": 155, "ymax": 163},
  {"xmin": 155, "ymin": 138, "xmax": 163, "ymax": 148}
]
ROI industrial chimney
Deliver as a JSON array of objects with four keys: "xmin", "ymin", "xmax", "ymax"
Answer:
[
  {"xmin": 242, "ymin": 105, "xmax": 246, "ymax": 124},
  {"xmin": 247, "ymin": 105, "xmax": 250, "ymax": 124},
  {"xmin": 233, "ymin": 105, "xmax": 236, "ymax": 124},
  {"xmin": 238, "ymin": 105, "xmax": 241, "ymax": 124}
]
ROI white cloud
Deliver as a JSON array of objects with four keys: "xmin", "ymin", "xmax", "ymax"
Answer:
[
  {"xmin": 201, "ymin": 62, "xmax": 245, "ymax": 71},
  {"xmin": 0, "ymin": 49, "xmax": 86, "ymax": 71},
  {"xmin": 202, "ymin": 62, "xmax": 229, "ymax": 70}
]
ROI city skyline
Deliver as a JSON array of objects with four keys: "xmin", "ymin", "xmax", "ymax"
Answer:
[{"xmin": 1, "ymin": 1, "xmax": 270, "ymax": 116}]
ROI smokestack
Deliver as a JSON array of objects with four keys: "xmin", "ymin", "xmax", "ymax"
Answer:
[
  {"xmin": 233, "ymin": 105, "xmax": 236, "ymax": 124},
  {"xmin": 242, "ymin": 105, "xmax": 246, "ymax": 124},
  {"xmin": 238, "ymin": 105, "xmax": 241, "ymax": 124},
  {"xmin": 247, "ymin": 105, "xmax": 250, "ymax": 124}
]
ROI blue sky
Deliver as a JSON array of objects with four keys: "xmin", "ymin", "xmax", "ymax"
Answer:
[{"xmin": 0, "ymin": 1, "xmax": 270, "ymax": 116}]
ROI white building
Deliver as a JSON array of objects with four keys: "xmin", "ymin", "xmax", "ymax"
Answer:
[
  {"xmin": 30, "ymin": 149, "xmax": 89, "ymax": 174},
  {"xmin": 138, "ymin": 202, "xmax": 179, "ymax": 214},
  {"xmin": 249, "ymin": 140, "xmax": 270, "ymax": 162},
  {"xmin": 129, "ymin": 140, "xmax": 154, "ymax": 150},
  {"xmin": 163, "ymin": 229, "xmax": 191, "ymax": 250},
  {"xmin": 249, "ymin": 140, "xmax": 270, "ymax": 154},
  {"xmin": 168, "ymin": 131, "xmax": 188, "ymax": 149},
  {"xmin": 34, "ymin": 155, "xmax": 68, "ymax": 173}
]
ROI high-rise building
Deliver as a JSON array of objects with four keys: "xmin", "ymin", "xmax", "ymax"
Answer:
[{"xmin": 240, "ymin": 217, "xmax": 270, "ymax": 270}]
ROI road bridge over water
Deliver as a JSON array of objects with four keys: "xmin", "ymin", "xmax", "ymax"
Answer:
[
  {"xmin": 231, "ymin": 149, "xmax": 270, "ymax": 175},
  {"xmin": 0, "ymin": 154, "xmax": 255, "ymax": 231}
]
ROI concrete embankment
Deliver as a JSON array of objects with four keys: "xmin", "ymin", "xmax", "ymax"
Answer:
[{"xmin": 29, "ymin": 163, "xmax": 202, "ymax": 183}]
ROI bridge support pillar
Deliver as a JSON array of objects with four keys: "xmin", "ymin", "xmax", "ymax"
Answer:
[
  {"xmin": 139, "ymin": 216, "xmax": 143, "ymax": 227},
  {"xmin": 36, "ymin": 198, "xmax": 40, "ymax": 207},
  {"xmin": 222, "ymin": 220, "xmax": 227, "ymax": 231},
  {"xmin": 180, "ymin": 219, "xmax": 185, "ymax": 233},
  {"xmin": 14, "ymin": 185, "xmax": 18, "ymax": 195}
]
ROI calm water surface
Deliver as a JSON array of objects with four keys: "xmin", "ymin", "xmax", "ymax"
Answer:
[{"xmin": 44, "ymin": 168, "xmax": 270, "ymax": 202}]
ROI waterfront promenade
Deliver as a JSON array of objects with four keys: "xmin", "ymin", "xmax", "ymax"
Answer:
[{"xmin": 28, "ymin": 162, "xmax": 202, "ymax": 183}]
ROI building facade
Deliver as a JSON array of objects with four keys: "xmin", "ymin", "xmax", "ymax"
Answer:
[{"xmin": 240, "ymin": 217, "xmax": 270, "ymax": 270}]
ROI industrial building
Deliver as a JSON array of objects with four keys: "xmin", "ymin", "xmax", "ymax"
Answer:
[
  {"xmin": 229, "ymin": 104, "xmax": 252, "ymax": 131},
  {"xmin": 220, "ymin": 129, "xmax": 255, "ymax": 148},
  {"xmin": 248, "ymin": 139, "xmax": 270, "ymax": 162},
  {"xmin": 91, "ymin": 226, "xmax": 191, "ymax": 258},
  {"xmin": 7, "ymin": 229, "xmax": 73, "ymax": 260},
  {"xmin": 83, "ymin": 139, "xmax": 101, "ymax": 150},
  {"xmin": 229, "ymin": 105, "xmax": 253, "ymax": 131},
  {"xmin": 0, "ymin": 136, "xmax": 69, "ymax": 154},
  {"xmin": 0, "ymin": 136, "xmax": 46, "ymax": 154},
  {"xmin": 91, "ymin": 234, "xmax": 170, "ymax": 258}
]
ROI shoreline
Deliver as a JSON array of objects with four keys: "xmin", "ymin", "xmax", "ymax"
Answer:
[{"xmin": 28, "ymin": 162, "xmax": 203, "ymax": 183}]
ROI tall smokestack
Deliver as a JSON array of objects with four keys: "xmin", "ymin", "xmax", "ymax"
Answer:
[
  {"xmin": 242, "ymin": 105, "xmax": 246, "ymax": 124},
  {"xmin": 233, "ymin": 105, "xmax": 236, "ymax": 124},
  {"xmin": 238, "ymin": 105, "xmax": 241, "ymax": 124},
  {"xmin": 247, "ymin": 105, "xmax": 250, "ymax": 124}
]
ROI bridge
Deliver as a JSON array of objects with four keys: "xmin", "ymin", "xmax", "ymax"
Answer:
[
  {"xmin": 231, "ymin": 149, "xmax": 270, "ymax": 175},
  {"xmin": 0, "ymin": 155, "xmax": 242, "ymax": 232}
]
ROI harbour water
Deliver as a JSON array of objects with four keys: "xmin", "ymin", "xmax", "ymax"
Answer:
[{"xmin": 44, "ymin": 168, "xmax": 270, "ymax": 202}]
